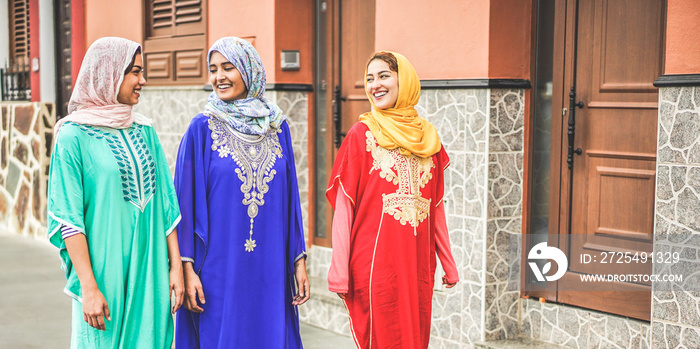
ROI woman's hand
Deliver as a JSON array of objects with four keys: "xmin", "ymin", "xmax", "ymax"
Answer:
[
  {"xmin": 292, "ymin": 258, "xmax": 310, "ymax": 306},
  {"xmin": 166, "ymin": 229, "xmax": 185, "ymax": 313},
  {"xmin": 337, "ymin": 293, "xmax": 347, "ymax": 300},
  {"xmin": 82, "ymin": 286, "xmax": 110, "ymax": 331},
  {"xmin": 169, "ymin": 263, "xmax": 184, "ymax": 313},
  {"xmin": 183, "ymin": 262, "xmax": 205, "ymax": 313},
  {"xmin": 442, "ymin": 275, "xmax": 457, "ymax": 288},
  {"xmin": 63, "ymin": 234, "xmax": 109, "ymax": 330}
]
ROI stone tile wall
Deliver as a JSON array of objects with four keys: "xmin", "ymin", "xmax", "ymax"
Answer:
[
  {"xmin": 133, "ymin": 86, "xmax": 209, "ymax": 173},
  {"xmin": 419, "ymin": 88, "xmax": 492, "ymax": 348},
  {"xmin": 0, "ymin": 102, "xmax": 54, "ymax": 238},
  {"xmin": 521, "ymin": 298, "xmax": 651, "ymax": 348},
  {"xmin": 652, "ymin": 86, "xmax": 700, "ymax": 348}
]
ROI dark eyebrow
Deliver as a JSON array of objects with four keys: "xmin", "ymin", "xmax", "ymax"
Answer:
[
  {"xmin": 209, "ymin": 62, "xmax": 234, "ymax": 68},
  {"xmin": 131, "ymin": 65, "xmax": 143, "ymax": 71},
  {"xmin": 367, "ymin": 70, "xmax": 391, "ymax": 76}
]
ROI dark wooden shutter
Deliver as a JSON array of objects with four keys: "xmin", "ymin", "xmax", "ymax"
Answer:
[
  {"xmin": 9, "ymin": 0, "xmax": 30, "ymax": 65},
  {"xmin": 175, "ymin": 0, "xmax": 203, "ymax": 35},
  {"xmin": 148, "ymin": 0, "xmax": 174, "ymax": 38},
  {"xmin": 144, "ymin": 0, "xmax": 206, "ymax": 85}
]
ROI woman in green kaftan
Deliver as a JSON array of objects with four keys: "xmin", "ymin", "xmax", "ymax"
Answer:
[{"xmin": 47, "ymin": 37, "xmax": 184, "ymax": 348}]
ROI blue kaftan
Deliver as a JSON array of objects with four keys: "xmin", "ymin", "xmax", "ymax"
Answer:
[{"xmin": 174, "ymin": 114, "xmax": 305, "ymax": 348}]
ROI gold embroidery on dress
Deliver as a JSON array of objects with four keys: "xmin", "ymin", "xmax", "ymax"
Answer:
[
  {"xmin": 365, "ymin": 131, "xmax": 434, "ymax": 232},
  {"xmin": 209, "ymin": 118, "xmax": 283, "ymax": 252}
]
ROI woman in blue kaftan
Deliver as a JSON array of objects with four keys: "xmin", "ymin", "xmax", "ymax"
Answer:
[{"xmin": 174, "ymin": 37, "xmax": 309, "ymax": 348}]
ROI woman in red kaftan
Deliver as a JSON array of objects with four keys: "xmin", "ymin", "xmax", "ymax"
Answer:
[{"xmin": 326, "ymin": 51, "xmax": 459, "ymax": 349}]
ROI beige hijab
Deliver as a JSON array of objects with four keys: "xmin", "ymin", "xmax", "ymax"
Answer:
[
  {"xmin": 359, "ymin": 51, "xmax": 441, "ymax": 157},
  {"xmin": 54, "ymin": 37, "xmax": 151, "ymax": 135}
]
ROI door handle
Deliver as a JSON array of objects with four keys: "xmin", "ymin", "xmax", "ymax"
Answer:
[
  {"xmin": 567, "ymin": 87, "xmax": 583, "ymax": 170},
  {"xmin": 333, "ymin": 85, "xmax": 346, "ymax": 148}
]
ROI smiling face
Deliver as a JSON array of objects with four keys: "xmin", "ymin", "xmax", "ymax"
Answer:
[
  {"xmin": 209, "ymin": 51, "xmax": 248, "ymax": 101},
  {"xmin": 365, "ymin": 59, "xmax": 399, "ymax": 110},
  {"xmin": 116, "ymin": 53, "xmax": 146, "ymax": 105}
]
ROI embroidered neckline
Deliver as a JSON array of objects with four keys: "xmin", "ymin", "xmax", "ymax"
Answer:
[
  {"xmin": 209, "ymin": 117, "xmax": 283, "ymax": 252},
  {"xmin": 365, "ymin": 131, "xmax": 434, "ymax": 231},
  {"xmin": 77, "ymin": 123, "xmax": 156, "ymax": 212}
]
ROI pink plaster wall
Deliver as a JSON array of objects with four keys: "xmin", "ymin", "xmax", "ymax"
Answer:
[
  {"xmin": 85, "ymin": 0, "xmax": 143, "ymax": 47},
  {"xmin": 209, "ymin": 0, "xmax": 277, "ymax": 81},
  {"xmin": 664, "ymin": 0, "xmax": 700, "ymax": 74},
  {"xmin": 374, "ymin": 0, "xmax": 490, "ymax": 80}
]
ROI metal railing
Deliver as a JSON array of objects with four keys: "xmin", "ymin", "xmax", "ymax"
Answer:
[{"xmin": 0, "ymin": 63, "xmax": 31, "ymax": 101}]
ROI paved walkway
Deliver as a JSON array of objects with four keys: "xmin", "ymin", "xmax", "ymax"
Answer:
[{"xmin": 0, "ymin": 232, "xmax": 356, "ymax": 348}]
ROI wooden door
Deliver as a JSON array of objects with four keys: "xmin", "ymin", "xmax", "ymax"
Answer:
[
  {"xmin": 313, "ymin": 0, "xmax": 374, "ymax": 245},
  {"xmin": 54, "ymin": 0, "xmax": 72, "ymax": 118},
  {"xmin": 556, "ymin": 0, "xmax": 664, "ymax": 321}
]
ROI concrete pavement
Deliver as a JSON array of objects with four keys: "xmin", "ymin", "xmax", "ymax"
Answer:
[{"xmin": 0, "ymin": 232, "xmax": 356, "ymax": 348}]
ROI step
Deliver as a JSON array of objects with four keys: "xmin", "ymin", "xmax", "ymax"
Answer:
[{"xmin": 475, "ymin": 338, "xmax": 567, "ymax": 349}]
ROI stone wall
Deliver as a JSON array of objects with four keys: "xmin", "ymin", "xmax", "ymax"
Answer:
[
  {"xmin": 0, "ymin": 102, "xmax": 54, "ymax": 238},
  {"xmin": 652, "ymin": 86, "xmax": 700, "ymax": 348},
  {"xmin": 521, "ymin": 298, "xmax": 651, "ymax": 348},
  {"xmin": 133, "ymin": 86, "xmax": 209, "ymax": 173}
]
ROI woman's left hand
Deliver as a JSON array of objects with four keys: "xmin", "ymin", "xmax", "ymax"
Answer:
[
  {"xmin": 293, "ymin": 257, "xmax": 310, "ymax": 306},
  {"xmin": 170, "ymin": 263, "xmax": 185, "ymax": 313},
  {"xmin": 442, "ymin": 275, "xmax": 457, "ymax": 289}
]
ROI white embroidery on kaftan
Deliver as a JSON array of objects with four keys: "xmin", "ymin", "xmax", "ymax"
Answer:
[
  {"xmin": 365, "ymin": 131, "xmax": 434, "ymax": 231},
  {"xmin": 209, "ymin": 118, "xmax": 283, "ymax": 252}
]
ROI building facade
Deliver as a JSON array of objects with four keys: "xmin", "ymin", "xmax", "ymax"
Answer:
[{"xmin": 2, "ymin": 0, "xmax": 699, "ymax": 347}]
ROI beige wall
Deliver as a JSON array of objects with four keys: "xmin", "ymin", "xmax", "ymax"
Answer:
[
  {"xmin": 374, "ymin": 0, "xmax": 490, "ymax": 80},
  {"xmin": 209, "ymin": 0, "xmax": 277, "ymax": 81},
  {"xmin": 85, "ymin": 0, "xmax": 144, "ymax": 47},
  {"xmin": 665, "ymin": 0, "xmax": 700, "ymax": 74}
]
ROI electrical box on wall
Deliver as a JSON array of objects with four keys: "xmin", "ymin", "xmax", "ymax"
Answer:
[{"xmin": 281, "ymin": 50, "xmax": 300, "ymax": 71}]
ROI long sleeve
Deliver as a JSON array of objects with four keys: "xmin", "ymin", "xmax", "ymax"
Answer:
[
  {"xmin": 434, "ymin": 201, "xmax": 459, "ymax": 283},
  {"xmin": 173, "ymin": 115, "xmax": 209, "ymax": 267},
  {"xmin": 47, "ymin": 125, "xmax": 86, "ymax": 298},
  {"xmin": 328, "ymin": 193, "xmax": 353, "ymax": 293},
  {"xmin": 282, "ymin": 122, "xmax": 307, "ymax": 264}
]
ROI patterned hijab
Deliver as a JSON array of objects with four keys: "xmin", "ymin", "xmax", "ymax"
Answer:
[
  {"xmin": 359, "ymin": 51, "xmax": 441, "ymax": 158},
  {"xmin": 204, "ymin": 37, "xmax": 286, "ymax": 135},
  {"xmin": 55, "ymin": 37, "xmax": 151, "ymax": 134}
]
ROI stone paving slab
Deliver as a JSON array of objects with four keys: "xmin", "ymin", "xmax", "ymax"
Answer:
[{"xmin": 0, "ymin": 232, "xmax": 356, "ymax": 348}]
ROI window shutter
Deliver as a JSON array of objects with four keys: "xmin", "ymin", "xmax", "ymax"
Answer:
[
  {"xmin": 147, "ymin": 0, "xmax": 174, "ymax": 38},
  {"xmin": 9, "ymin": 0, "xmax": 30, "ymax": 65},
  {"xmin": 175, "ymin": 0, "xmax": 204, "ymax": 36},
  {"xmin": 144, "ymin": 0, "xmax": 207, "ymax": 85}
]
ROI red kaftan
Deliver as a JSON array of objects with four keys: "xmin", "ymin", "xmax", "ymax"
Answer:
[{"xmin": 327, "ymin": 123, "xmax": 459, "ymax": 349}]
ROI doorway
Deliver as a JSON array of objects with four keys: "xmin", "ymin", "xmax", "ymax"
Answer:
[
  {"xmin": 526, "ymin": 0, "xmax": 664, "ymax": 321},
  {"xmin": 54, "ymin": 0, "xmax": 72, "ymax": 119},
  {"xmin": 313, "ymin": 0, "xmax": 374, "ymax": 246}
]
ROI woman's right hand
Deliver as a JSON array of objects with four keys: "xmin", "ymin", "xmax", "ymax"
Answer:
[
  {"xmin": 82, "ymin": 286, "xmax": 110, "ymax": 331},
  {"xmin": 183, "ymin": 262, "xmax": 205, "ymax": 313}
]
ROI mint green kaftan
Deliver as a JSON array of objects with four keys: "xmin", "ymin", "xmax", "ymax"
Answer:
[{"xmin": 48, "ymin": 122, "xmax": 181, "ymax": 349}]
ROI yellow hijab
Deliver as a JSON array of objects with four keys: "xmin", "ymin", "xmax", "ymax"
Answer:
[{"xmin": 359, "ymin": 51, "xmax": 441, "ymax": 157}]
